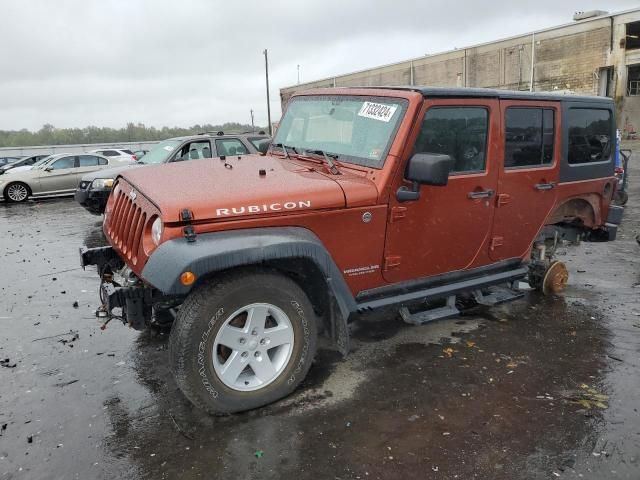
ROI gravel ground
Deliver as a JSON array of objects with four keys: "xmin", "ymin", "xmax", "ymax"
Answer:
[{"xmin": 0, "ymin": 151, "xmax": 638, "ymax": 479}]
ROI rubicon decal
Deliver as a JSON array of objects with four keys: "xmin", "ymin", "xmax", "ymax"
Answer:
[{"xmin": 216, "ymin": 200, "xmax": 312, "ymax": 217}]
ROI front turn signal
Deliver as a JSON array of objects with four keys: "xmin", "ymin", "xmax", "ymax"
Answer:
[{"xmin": 180, "ymin": 271, "xmax": 196, "ymax": 286}]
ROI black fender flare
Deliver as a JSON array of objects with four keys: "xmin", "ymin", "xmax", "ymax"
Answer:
[{"xmin": 142, "ymin": 227, "xmax": 356, "ymax": 353}]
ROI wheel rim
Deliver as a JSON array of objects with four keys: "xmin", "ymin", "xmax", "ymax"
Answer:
[
  {"xmin": 7, "ymin": 184, "xmax": 28, "ymax": 202},
  {"xmin": 212, "ymin": 303, "xmax": 294, "ymax": 392}
]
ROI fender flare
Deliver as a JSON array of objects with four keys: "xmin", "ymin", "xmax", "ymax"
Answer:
[{"xmin": 142, "ymin": 227, "xmax": 356, "ymax": 353}]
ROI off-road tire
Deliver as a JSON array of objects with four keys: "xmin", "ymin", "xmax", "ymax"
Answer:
[
  {"xmin": 3, "ymin": 182, "xmax": 30, "ymax": 203},
  {"xmin": 168, "ymin": 269, "xmax": 318, "ymax": 414}
]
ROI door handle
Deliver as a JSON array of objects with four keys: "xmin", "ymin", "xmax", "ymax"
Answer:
[
  {"xmin": 534, "ymin": 182, "xmax": 556, "ymax": 191},
  {"xmin": 467, "ymin": 189, "xmax": 495, "ymax": 199}
]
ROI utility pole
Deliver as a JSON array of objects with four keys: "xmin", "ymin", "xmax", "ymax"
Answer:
[
  {"xmin": 297, "ymin": 64, "xmax": 300, "ymax": 85},
  {"xmin": 263, "ymin": 49, "xmax": 272, "ymax": 136},
  {"xmin": 250, "ymin": 109, "xmax": 255, "ymax": 133}
]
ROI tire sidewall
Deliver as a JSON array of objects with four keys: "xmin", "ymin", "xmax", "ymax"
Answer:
[{"xmin": 175, "ymin": 274, "xmax": 317, "ymax": 413}]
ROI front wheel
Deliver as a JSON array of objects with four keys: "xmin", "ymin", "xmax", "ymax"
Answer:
[
  {"xmin": 4, "ymin": 182, "xmax": 30, "ymax": 202},
  {"xmin": 169, "ymin": 270, "xmax": 318, "ymax": 414}
]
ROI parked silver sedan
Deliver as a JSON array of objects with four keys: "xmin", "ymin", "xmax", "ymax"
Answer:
[{"xmin": 0, "ymin": 153, "xmax": 134, "ymax": 203}]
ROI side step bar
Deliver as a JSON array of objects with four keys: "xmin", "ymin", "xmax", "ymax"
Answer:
[{"xmin": 357, "ymin": 266, "xmax": 528, "ymax": 312}]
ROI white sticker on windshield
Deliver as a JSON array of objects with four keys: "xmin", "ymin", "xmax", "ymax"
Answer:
[
  {"xmin": 163, "ymin": 145, "xmax": 174, "ymax": 151},
  {"xmin": 357, "ymin": 102, "xmax": 398, "ymax": 122}
]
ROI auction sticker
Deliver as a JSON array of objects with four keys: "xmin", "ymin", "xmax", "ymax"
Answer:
[{"xmin": 357, "ymin": 102, "xmax": 398, "ymax": 122}]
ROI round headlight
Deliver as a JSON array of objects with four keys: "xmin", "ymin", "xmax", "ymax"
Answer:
[{"xmin": 151, "ymin": 217, "xmax": 163, "ymax": 245}]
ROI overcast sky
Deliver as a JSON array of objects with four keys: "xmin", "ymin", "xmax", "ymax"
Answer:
[{"xmin": 0, "ymin": 0, "xmax": 637, "ymax": 131}]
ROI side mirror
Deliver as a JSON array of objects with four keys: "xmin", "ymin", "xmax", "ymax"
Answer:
[
  {"xmin": 44, "ymin": 166, "xmax": 53, "ymax": 172},
  {"xmin": 396, "ymin": 153, "xmax": 453, "ymax": 202}
]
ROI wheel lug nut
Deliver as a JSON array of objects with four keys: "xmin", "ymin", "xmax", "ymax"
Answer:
[
  {"xmin": 251, "ymin": 330, "xmax": 258, "ymax": 336},
  {"xmin": 239, "ymin": 338, "xmax": 246, "ymax": 344},
  {"xmin": 254, "ymin": 352, "xmax": 260, "ymax": 358},
  {"xmin": 241, "ymin": 352, "xmax": 248, "ymax": 358},
  {"xmin": 259, "ymin": 339, "xmax": 266, "ymax": 345}
]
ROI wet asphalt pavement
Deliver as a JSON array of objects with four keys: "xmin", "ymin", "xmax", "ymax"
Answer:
[{"xmin": 1, "ymin": 156, "xmax": 639, "ymax": 480}]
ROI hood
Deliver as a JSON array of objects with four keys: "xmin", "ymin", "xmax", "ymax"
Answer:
[
  {"xmin": 119, "ymin": 154, "xmax": 378, "ymax": 223},
  {"xmin": 80, "ymin": 162, "xmax": 142, "ymax": 182}
]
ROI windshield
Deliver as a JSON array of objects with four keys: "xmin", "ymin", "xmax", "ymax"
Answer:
[
  {"xmin": 31, "ymin": 155, "xmax": 56, "ymax": 168},
  {"xmin": 139, "ymin": 139, "xmax": 182, "ymax": 164},
  {"xmin": 273, "ymin": 95, "xmax": 407, "ymax": 168}
]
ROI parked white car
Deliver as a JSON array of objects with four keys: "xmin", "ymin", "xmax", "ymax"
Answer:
[
  {"xmin": 89, "ymin": 148, "xmax": 138, "ymax": 162},
  {"xmin": 0, "ymin": 153, "xmax": 134, "ymax": 203}
]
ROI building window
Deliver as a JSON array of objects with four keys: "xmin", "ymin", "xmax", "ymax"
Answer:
[
  {"xmin": 626, "ymin": 21, "xmax": 640, "ymax": 50},
  {"xmin": 504, "ymin": 108, "xmax": 554, "ymax": 168},
  {"xmin": 628, "ymin": 65, "xmax": 640, "ymax": 96}
]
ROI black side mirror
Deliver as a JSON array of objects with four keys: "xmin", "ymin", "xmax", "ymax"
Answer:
[
  {"xmin": 396, "ymin": 153, "xmax": 453, "ymax": 202},
  {"xmin": 44, "ymin": 166, "xmax": 53, "ymax": 172}
]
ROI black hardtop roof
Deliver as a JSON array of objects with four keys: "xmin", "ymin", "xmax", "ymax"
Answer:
[{"xmin": 352, "ymin": 86, "xmax": 612, "ymax": 104}]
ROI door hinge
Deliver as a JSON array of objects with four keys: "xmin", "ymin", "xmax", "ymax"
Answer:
[
  {"xmin": 496, "ymin": 193, "xmax": 511, "ymax": 207},
  {"xmin": 490, "ymin": 236, "xmax": 504, "ymax": 250},
  {"xmin": 389, "ymin": 206, "xmax": 408, "ymax": 223},
  {"xmin": 384, "ymin": 255, "xmax": 402, "ymax": 271}
]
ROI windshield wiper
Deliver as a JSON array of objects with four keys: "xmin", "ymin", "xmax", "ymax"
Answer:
[
  {"xmin": 271, "ymin": 143, "xmax": 298, "ymax": 159},
  {"xmin": 302, "ymin": 149, "xmax": 340, "ymax": 175}
]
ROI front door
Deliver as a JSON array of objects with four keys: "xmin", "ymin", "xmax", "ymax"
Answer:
[
  {"xmin": 383, "ymin": 99, "xmax": 501, "ymax": 283},
  {"xmin": 489, "ymin": 101, "xmax": 561, "ymax": 261},
  {"xmin": 36, "ymin": 155, "xmax": 79, "ymax": 194}
]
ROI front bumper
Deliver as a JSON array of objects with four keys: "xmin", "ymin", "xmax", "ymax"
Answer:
[
  {"xmin": 75, "ymin": 188, "xmax": 110, "ymax": 215},
  {"xmin": 81, "ymin": 246, "xmax": 152, "ymax": 329}
]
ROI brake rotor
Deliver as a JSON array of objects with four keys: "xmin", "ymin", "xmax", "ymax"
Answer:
[{"xmin": 542, "ymin": 261, "xmax": 569, "ymax": 295}]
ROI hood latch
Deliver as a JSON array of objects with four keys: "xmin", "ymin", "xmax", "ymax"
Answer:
[{"xmin": 180, "ymin": 209, "xmax": 197, "ymax": 243}]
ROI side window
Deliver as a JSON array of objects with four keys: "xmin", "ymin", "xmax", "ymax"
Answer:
[
  {"xmin": 215, "ymin": 138, "xmax": 249, "ymax": 156},
  {"xmin": 568, "ymin": 109, "xmax": 612, "ymax": 164},
  {"xmin": 98, "ymin": 156, "xmax": 108, "ymax": 165},
  {"xmin": 504, "ymin": 108, "xmax": 555, "ymax": 168},
  {"xmin": 51, "ymin": 156, "xmax": 76, "ymax": 170},
  {"xmin": 173, "ymin": 141, "xmax": 212, "ymax": 161},
  {"xmin": 414, "ymin": 107, "xmax": 488, "ymax": 173},
  {"xmin": 79, "ymin": 155, "xmax": 100, "ymax": 167},
  {"xmin": 100, "ymin": 150, "xmax": 119, "ymax": 157}
]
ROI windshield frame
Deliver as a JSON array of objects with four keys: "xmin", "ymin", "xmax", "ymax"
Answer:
[
  {"xmin": 139, "ymin": 139, "xmax": 182, "ymax": 165},
  {"xmin": 274, "ymin": 94, "xmax": 408, "ymax": 169}
]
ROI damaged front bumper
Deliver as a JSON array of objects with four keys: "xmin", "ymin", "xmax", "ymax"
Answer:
[{"xmin": 80, "ymin": 246, "xmax": 165, "ymax": 330}]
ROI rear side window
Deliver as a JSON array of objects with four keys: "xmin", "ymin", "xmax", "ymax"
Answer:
[
  {"xmin": 79, "ymin": 155, "xmax": 102, "ymax": 167},
  {"xmin": 415, "ymin": 107, "xmax": 488, "ymax": 173},
  {"xmin": 504, "ymin": 108, "xmax": 555, "ymax": 168},
  {"xmin": 568, "ymin": 109, "xmax": 612, "ymax": 164},
  {"xmin": 121, "ymin": 149, "xmax": 134, "ymax": 155},
  {"xmin": 100, "ymin": 150, "xmax": 119, "ymax": 156}
]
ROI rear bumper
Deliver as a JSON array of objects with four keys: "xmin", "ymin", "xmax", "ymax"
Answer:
[{"xmin": 605, "ymin": 205, "xmax": 624, "ymax": 241}]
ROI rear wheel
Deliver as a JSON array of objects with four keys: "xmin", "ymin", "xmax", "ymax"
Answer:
[
  {"xmin": 4, "ymin": 182, "xmax": 30, "ymax": 203},
  {"xmin": 169, "ymin": 270, "xmax": 318, "ymax": 414}
]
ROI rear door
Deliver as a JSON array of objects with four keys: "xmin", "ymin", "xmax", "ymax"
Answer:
[
  {"xmin": 383, "ymin": 98, "xmax": 501, "ymax": 283},
  {"xmin": 76, "ymin": 154, "xmax": 108, "ymax": 177},
  {"xmin": 489, "ymin": 100, "xmax": 561, "ymax": 261}
]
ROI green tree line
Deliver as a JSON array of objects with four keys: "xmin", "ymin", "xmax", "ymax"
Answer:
[{"xmin": 0, "ymin": 122, "xmax": 267, "ymax": 147}]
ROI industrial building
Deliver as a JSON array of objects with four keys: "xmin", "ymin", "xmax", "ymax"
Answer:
[{"xmin": 280, "ymin": 8, "xmax": 640, "ymax": 135}]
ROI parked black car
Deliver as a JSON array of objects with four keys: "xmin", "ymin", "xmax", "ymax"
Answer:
[
  {"xmin": 75, "ymin": 132, "xmax": 270, "ymax": 215},
  {"xmin": 0, "ymin": 154, "xmax": 50, "ymax": 174}
]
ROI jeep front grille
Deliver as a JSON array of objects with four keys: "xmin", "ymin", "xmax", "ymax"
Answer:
[{"xmin": 104, "ymin": 179, "xmax": 158, "ymax": 268}]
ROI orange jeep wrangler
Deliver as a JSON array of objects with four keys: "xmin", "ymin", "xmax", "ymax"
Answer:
[{"xmin": 81, "ymin": 87, "xmax": 623, "ymax": 414}]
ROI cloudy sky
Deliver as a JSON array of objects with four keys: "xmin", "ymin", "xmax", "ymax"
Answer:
[{"xmin": 0, "ymin": 0, "xmax": 637, "ymax": 131}]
